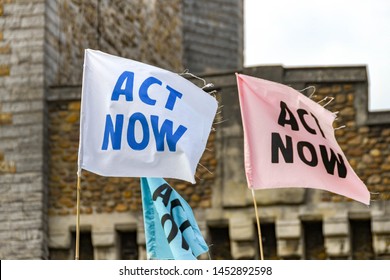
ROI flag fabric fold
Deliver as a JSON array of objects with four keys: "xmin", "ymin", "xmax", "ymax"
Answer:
[
  {"xmin": 236, "ymin": 73, "xmax": 370, "ymax": 205},
  {"xmin": 141, "ymin": 177, "xmax": 209, "ymax": 260},
  {"xmin": 78, "ymin": 49, "xmax": 217, "ymax": 183}
]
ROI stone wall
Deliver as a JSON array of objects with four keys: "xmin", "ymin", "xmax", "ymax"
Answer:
[
  {"xmin": 45, "ymin": 0, "xmax": 245, "ymax": 86},
  {"xmin": 45, "ymin": 0, "xmax": 183, "ymax": 87},
  {"xmin": 0, "ymin": 0, "xmax": 47, "ymax": 259},
  {"xmin": 182, "ymin": 0, "xmax": 244, "ymax": 74},
  {"xmin": 314, "ymin": 83, "xmax": 390, "ymax": 202}
]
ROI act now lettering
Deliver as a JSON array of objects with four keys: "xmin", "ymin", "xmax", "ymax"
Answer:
[
  {"xmin": 152, "ymin": 183, "xmax": 192, "ymax": 252},
  {"xmin": 101, "ymin": 71, "xmax": 187, "ymax": 152},
  {"xmin": 272, "ymin": 101, "xmax": 347, "ymax": 178}
]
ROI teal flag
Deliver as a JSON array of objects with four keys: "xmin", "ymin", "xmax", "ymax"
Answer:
[{"xmin": 141, "ymin": 177, "xmax": 209, "ymax": 260}]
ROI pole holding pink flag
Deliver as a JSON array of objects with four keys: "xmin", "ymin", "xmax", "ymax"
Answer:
[{"xmin": 236, "ymin": 73, "xmax": 370, "ymax": 205}]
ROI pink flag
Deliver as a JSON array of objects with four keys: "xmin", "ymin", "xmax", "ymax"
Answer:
[{"xmin": 236, "ymin": 73, "xmax": 370, "ymax": 205}]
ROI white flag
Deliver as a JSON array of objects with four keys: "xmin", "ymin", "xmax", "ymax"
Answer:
[{"xmin": 78, "ymin": 49, "xmax": 217, "ymax": 183}]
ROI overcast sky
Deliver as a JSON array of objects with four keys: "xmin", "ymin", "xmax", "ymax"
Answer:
[{"xmin": 244, "ymin": 0, "xmax": 390, "ymax": 111}]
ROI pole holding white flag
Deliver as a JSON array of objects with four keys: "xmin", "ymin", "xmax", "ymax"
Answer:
[{"xmin": 75, "ymin": 50, "xmax": 217, "ymax": 259}]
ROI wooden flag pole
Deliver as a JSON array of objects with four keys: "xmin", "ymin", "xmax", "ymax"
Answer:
[
  {"xmin": 251, "ymin": 189, "xmax": 264, "ymax": 260},
  {"xmin": 75, "ymin": 173, "xmax": 81, "ymax": 260}
]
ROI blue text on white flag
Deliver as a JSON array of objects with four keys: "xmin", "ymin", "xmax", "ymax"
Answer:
[{"xmin": 101, "ymin": 71, "xmax": 188, "ymax": 152}]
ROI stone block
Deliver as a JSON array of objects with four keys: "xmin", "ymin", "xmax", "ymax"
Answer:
[
  {"xmin": 12, "ymin": 64, "xmax": 44, "ymax": 76},
  {"xmin": 12, "ymin": 112, "xmax": 42, "ymax": 125},
  {"xmin": 1, "ymin": 100, "xmax": 44, "ymax": 113},
  {"xmin": 251, "ymin": 188, "xmax": 306, "ymax": 205},
  {"xmin": 92, "ymin": 231, "xmax": 114, "ymax": 247},
  {"xmin": 276, "ymin": 220, "xmax": 301, "ymax": 239},
  {"xmin": 323, "ymin": 219, "xmax": 349, "ymax": 236},
  {"xmin": 203, "ymin": 208, "xmax": 224, "ymax": 222},
  {"xmin": 94, "ymin": 246, "xmax": 117, "ymax": 260},
  {"xmin": 231, "ymin": 240, "xmax": 256, "ymax": 260},
  {"xmin": 373, "ymin": 235, "xmax": 390, "ymax": 255},
  {"xmin": 0, "ymin": 123, "xmax": 42, "ymax": 138},
  {"xmin": 21, "ymin": 15, "xmax": 45, "ymax": 28},
  {"xmin": 68, "ymin": 101, "xmax": 81, "ymax": 111},
  {"xmin": 137, "ymin": 229, "xmax": 145, "ymax": 245},
  {"xmin": 2, "ymin": 14, "xmax": 22, "ymax": 30},
  {"xmin": 0, "ymin": 43, "xmax": 11, "ymax": 54},
  {"xmin": 4, "ymin": 3, "xmax": 45, "ymax": 16},
  {"xmin": 324, "ymin": 236, "xmax": 350, "ymax": 257},
  {"xmin": 12, "ymin": 156, "xmax": 41, "ymax": 173},
  {"xmin": 229, "ymin": 216, "xmax": 254, "ymax": 241},
  {"xmin": 222, "ymin": 181, "xmax": 247, "ymax": 207},
  {"xmin": 5, "ymin": 28, "xmax": 44, "ymax": 41},
  {"xmin": 0, "ymin": 112, "xmax": 13, "ymax": 124},
  {"xmin": 277, "ymin": 238, "xmax": 302, "ymax": 258},
  {"xmin": 372, "ymin": 218, "xmax": 390, "ymax": 234},
  {"xmin": 49, "ymin": 232, "xmax": 70, "ymax": 248},
  {"xmin": 221, "ymin": 138, "xmax": 246, "ymax": 200},
  {"xmin": 0, "ymin": 160, "xmax": 16, "ymax": 173},
  {"xmin": 0, "ymin": 65, "xmax": 10, "ymax": 76}
]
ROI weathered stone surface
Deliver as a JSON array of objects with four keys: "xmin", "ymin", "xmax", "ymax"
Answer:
[
  {"xmin": 92, "ymin": 232, "xmax": 115, "ymax": 247},
  {"xmin": 47, "ymin": 0, "xmax": 183, "ymax": 86},
  {"xmin": 367, "ymin": 174, "xmax": 381, "ymax": 184},
  {"xmin": 372, "ymin": 218, "xmax": 390, "ymax": 234},
  {"xmin": 0, "ymin": 112, "xmax": 12, "ymax": 124},
  {"xmin": 325, "ymin": 237, "xmax": 350, "ymax": 257},
  {"xmin": 370, "ymin": 149, "xmax": 381, "ymax": 157},
  {"xmin": 222, "ymin": 181, "xmax": 247, "ymax": 207},
  {"xmin": 0, "ymin": 65, "xmax": 10, "ymax": 76},
  {"xmin": 182, "ymin": 0, "xmax": 243, "ymax": 74},
  {"xmin": 0, "ymin": 0, "xmax": 47, "ymax": 260},
  {"xmin": 231, "ymin": 241, "xmax": 256, "ymax": 260},
  {"xmin": 252, "ymin": 189, "xmax": 306, "ymax": 205},
  {"xmin": 277, "ymin": 220, "xmax": 301, "ymax": 239},
  {"xmin": 229, "ymin": 216, "xmax": 254, "ymax": 241},
  {"xmin": 277, "ymin": 238, "xmax": 302, "ymax": 258},
  {"xmin": 324, "ymin": 219, "xmax": 349, "ymax": 236}
]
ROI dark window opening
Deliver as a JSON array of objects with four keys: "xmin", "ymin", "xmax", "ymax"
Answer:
[
  {"xmin": 302, "ymin": 220, "xmax": 326, "ymax": 259},
  {"xmin": 254, "ymin": 222, "xmax": 277, "ymax": 260},
  {"xmin": 71, "ymin": 230, "xmax": 94, "ymax": 260},
  {"xmin": 350, "ymin": 219, "xmax": 374, "ymax": 260},
  {"xmin": 117, "ymin": 230, "xmax": 138, "ymax": 260},
  {"xmin": 208, "ymin": 225, "xmax": 232, "ymax": 260}
]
